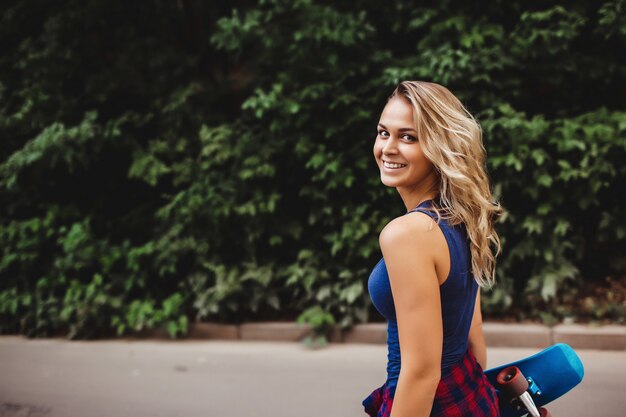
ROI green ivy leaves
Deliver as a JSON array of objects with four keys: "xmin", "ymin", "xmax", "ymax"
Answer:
[{"xmin": 1, "ymin": 0, "xmax": 624, "ymax": 339}]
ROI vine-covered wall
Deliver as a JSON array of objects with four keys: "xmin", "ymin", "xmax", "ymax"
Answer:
[{"xmin": 1, "ymin": 0, "xmax": 624, "ymax": 338}]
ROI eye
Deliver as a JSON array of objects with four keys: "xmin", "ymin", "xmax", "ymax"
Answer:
[
  {"xmin": 402, "ymin": 134, "xmax": 417, "ymax": 142},
  {"xmin": 377, "ymin": 129, "xmax": 389, "ymax": 137}
]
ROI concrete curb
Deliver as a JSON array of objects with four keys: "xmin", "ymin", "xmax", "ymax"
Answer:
[
  {"xmin": 552, "ymin": 324, "xmax": 626, "ymax": 350},
  {"xmin": 240, "ymin": 322, "xmax": 309, "ymax": 341},
  {"xmin": 483, "ymin": 323, "xmax": 551, "ymax": 348},
  {"xmin": 179, "ymin": 321, "xmax": 626, "ymax": 351}
]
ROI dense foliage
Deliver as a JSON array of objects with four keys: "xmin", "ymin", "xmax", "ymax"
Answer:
[{"xmin": 1, "ymin": 0, "xmax": 624, "ymax": 339}]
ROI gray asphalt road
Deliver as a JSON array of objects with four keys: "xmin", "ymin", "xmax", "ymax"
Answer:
[{"xmin": 0, "ymin": 336, "xmax": 624, "ymax": 417}]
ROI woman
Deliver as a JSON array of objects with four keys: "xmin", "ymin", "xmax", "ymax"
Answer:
[{"xmin": 362, "ymin": 81, "xmax": 502, "ymax": 417}]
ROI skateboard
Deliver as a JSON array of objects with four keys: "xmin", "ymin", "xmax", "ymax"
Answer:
[{"xmin": 484, "ymin": 343, "xmax": 584, "ymax": 417}]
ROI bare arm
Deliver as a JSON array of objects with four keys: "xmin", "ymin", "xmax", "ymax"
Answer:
[
  {"xmin": 380, "ymin": 214, "xmax": 443, "ymax": 417},
  {"xmin": 467, "ymin": 289, "xmax": 487, "ymax": 370}
]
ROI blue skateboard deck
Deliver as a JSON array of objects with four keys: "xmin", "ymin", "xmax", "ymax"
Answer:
[{"xmin": 484, "ymin": 343, "xmax": 584, "ymax": 417}]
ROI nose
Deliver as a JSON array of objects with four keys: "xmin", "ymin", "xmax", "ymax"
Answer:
[{"xmin": 382, "ymin": 136, "xmax": 399, "ymax": 156}]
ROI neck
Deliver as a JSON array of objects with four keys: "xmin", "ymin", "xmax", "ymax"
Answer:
[{"xmin": 397, "ymin": 178, "xmax": 439, "ymax": 212}]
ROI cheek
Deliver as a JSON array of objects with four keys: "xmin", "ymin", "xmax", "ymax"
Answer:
[
  {"xmin": 411, "ymin": 146, "xmax": 428, "ymax": 163},
  {"xmin": 417, "ymin": 155, "xmax": 434, "ymax": 173},
  {"xmin": 373, "ymin": 140, "xmax": 382, "ymax": 158}
]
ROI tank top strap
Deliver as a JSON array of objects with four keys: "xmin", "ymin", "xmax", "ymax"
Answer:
[{"xmin": 405, "ymin": 199, "xmax": 440, "ymax": 223}]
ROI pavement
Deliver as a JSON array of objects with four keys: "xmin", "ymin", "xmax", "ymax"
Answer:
[{"xmin": 1, "ymin": 336, "xmax": 625, "ymax": 417}]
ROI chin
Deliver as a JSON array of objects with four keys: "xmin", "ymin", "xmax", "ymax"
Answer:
[{"xmin": 380, "ymin": 174, "xmax": 401, "ymax": 188}]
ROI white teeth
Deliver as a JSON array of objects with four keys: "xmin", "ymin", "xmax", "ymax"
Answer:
[{"xmin": 383, "ymin": 161, "xmax": 407, "ymax": 169}]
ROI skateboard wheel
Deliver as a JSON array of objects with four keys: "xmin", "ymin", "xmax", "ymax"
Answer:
[
  {"xmin": 539, "ymin": 407, "xmax": 551, "ymax": 417},
  {"xmin": 496, "ymin": 366, "xmax": 529, "ymax": 397}
]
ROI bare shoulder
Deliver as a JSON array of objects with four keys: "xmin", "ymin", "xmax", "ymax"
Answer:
[{"xmin": 379, "ymin": 211, "xmax": 439, "ymax": 252}]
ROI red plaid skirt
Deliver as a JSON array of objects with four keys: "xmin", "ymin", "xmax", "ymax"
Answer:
[{"xmin": 362, "ymin": 350, "xmax": 500, "ymax": 417}]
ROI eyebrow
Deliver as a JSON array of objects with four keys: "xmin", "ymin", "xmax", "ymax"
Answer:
[{"xmin": 378, "ymin": 123, "xmax": 416, "ymax": 133}]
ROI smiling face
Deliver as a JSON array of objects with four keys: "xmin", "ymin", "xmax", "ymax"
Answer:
[{"xmin": 373, "ymin": 96, "xmax": 438, "ymax": 195}]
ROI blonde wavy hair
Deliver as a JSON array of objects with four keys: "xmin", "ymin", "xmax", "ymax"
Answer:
[{"xmin": 388, "ymin": 81, "xmax": 503, "ymax": 288}]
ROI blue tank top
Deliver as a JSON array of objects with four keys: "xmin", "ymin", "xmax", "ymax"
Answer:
[{"xmin": 367, "ymin": 199, "xmax": 478, "ymax": 388}]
